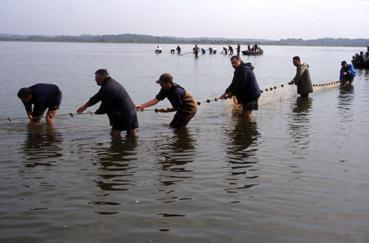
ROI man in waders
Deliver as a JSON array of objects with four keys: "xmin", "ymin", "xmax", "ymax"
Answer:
[{"xmin": 136, "ymin": 73, "xmax": 197, "ymax": 128}]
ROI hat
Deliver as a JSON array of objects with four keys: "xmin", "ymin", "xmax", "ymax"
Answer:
[
  {"xmin": 341, "ymin": 61, "xmax": 347, "ymax": 65},
  {"xmin": 156, "ymin": 73, "xmax": 173, "ymax": 84}
]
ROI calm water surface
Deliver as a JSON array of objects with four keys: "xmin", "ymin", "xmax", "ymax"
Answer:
[{"xmin": 0, "ymin": 42, "xmax": 368, "ymax": 242}]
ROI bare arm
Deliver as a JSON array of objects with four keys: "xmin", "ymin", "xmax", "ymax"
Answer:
[
  {"xmin": 157, "ymin": 107, "xmax": 177, "ymax": 113},
  {"xmin": 219, "ymin": 92, "xmax": 231, "ymax": 99},
  {"xmin": 77, "ymin": 102, "xmax": 89, "ymax": 114},
  {"xmin": 136, "ymin": 98, "xmax": 159, "ymax": 111}
]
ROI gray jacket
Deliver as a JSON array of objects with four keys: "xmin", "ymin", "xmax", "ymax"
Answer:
[{"xmin": 293, "ymin": 63, "xmax": 313, "ymax": 95}]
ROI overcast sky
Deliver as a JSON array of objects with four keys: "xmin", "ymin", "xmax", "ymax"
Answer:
[{"xmin": 0, "ymin": 0, "xmax": 368, "ymax": 39}]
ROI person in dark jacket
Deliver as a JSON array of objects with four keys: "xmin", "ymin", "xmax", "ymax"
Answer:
[
  {"xmin": 220, "ymin": 56, "xmax": 261, "ymax": 119},
  {"xmin": 77, "ymin": 69, "xmax": 138, "ymax": 138},
  {"xmin": 176, "ymin": 45, "xmax": 181, "ymax": 54},
  {"xmin": 339, "ymin": 60, "xmax": 356, "ymax": 86},
  {"xmin": 136, "ymin": 73, "xmax": 197, "ymax": 128},
  {"xmin": 289, "ymin": 56, "xmax": 313, "ymax": 98},
  {"xmin": 17, "ymin": 83, "xmax": 62, "ymax": 124},
  {"xmin": 228, "ymin": 45, "xmax": 234, "ymax": 55},
  {"xmin": 193, "ymin": 44, "xmax": 199, "ymax": 58}
]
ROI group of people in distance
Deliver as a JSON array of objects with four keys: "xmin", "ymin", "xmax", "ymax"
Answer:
[
  {"xmin": 351, "ymin": 46, "xmax": 369, "ymax": 69},
  {"xmin": 18, "ymin": 55, "xmax": 340, "ymax": 139}
]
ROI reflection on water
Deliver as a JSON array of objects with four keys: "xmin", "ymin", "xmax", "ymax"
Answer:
[
  {"xmin": 157, "ymin": 128, "xmax": 196, "ymax": 187},
  {"xmin": 224, "ymin": 115, "xmax": 259, "ymax": 195},
  {"xmin": 20, "ymin": 124, "xmax": 63, "ymax": 167},
  {"xmin": 337, "ymin": 84, "xmax": 354, "ymax": 120},
  {"xmin": 288, "ymin": 97, "xmax": 312, "ymax": 153},
  {"xmin": 92, "ymin": 138, "xmax": 138, "ymax": 214},
  {"xmin": 335, "ymin": 84, "xmax": 355, "ymax": 139},
  {"xmin": 95, "ymin": 138, "xmax": 138, "ymax": 191},
  {"xmin": 156, "ymin": 128, "xmax": 196, "ymax": 205}
]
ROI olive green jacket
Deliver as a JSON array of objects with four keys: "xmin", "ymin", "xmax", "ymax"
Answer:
[{"xmin": 293, "ymin": 63, "xmax": 313, "ymax": 95}]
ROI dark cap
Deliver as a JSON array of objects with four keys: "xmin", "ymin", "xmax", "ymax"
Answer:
[
  {"xmin": 341, "ymin": 60, "xmax": 347, "ymax": 65},
  {"xmin": 156, "ymin": 73, "xmax": 173, "ymax": 84}
]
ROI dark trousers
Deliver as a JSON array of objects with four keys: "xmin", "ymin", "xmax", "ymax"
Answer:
[{"xmin": 170, "ymin": 111, "xmax": 196, "ymax": 128}]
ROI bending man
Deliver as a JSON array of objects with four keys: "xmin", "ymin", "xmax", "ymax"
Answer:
[
  {"xmin": 339, "ymin": 60, "xmax": 356, "ymax": 86},
  {"xmin": 17, "ymin": 83, "xmax": 62, "ymax": 124},
  {"xmin": 77, "ymin": 69, "xmax": 138, "ymax": 138}
]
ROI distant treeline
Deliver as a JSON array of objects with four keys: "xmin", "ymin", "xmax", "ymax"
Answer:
[{"xmin": 0, "ymin": 33, "xmax": 368, "ymax": 47}]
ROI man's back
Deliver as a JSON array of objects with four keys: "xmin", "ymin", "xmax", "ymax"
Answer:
[{"xmin": 93, "ymin": 78, "xmax": 135, "ymax": 115}]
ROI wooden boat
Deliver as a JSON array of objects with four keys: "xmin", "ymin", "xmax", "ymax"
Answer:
[{"xmin": 242, "ymin": 49, "xmax": 263, "ymax": 56}]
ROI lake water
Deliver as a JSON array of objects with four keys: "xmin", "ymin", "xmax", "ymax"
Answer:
[{"xmin": 0, "ymin": 42, "xmax": 368, "ymax": 243}]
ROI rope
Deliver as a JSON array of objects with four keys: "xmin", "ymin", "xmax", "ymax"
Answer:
[
  {"xmin": 0, "ymin": 81, "xmax": 343, "ymax": 122},
  {"xmin": 0, "ymin": 111, "xmax": 95, "ymax": 123}
]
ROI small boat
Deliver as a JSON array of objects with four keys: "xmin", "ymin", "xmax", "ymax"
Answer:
[{"xmin": 242, "ymin": 49, "xmax": 264, "ymax": 56}]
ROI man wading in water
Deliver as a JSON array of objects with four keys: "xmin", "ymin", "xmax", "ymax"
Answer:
[
  {"xmin": 136, "ymin": 73, "xmax": 197, "ymax": 128},
  {"xmin": 289, "ymin": 56, "xmax": 313, "ymax": 98},
  {"xmin": 77, "ymin": 69, "xmax": 138, "ymax": 139},
  {"xmin": 220, "ymin": 56, "xmax": 261, "ymax": 120},
  {"xmin": 17, "ymin": 83, "xmax": 62, "ymax": 125}
]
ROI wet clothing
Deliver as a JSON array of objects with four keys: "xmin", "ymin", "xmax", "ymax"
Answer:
[
  {"xmin": 22, "ymin": 83, "xmax": 62, "ymax": 117},
  {"xmin": 339, "ymin": 64, "xmax": 356, "ymax": 84},
  {"xmin": 155, "ymin": 83, "xmax": 197, "ymax": 128},
  {"xmin": 170, "ymin": 111, "xmax": 196, "ymax": 128},
  {"xmin": 226, "ymin": 62, "xmax": 261, "ymax": 110},
  {"xmin": 292, "ymin": 63, "xmax": 313, "ymax": 96},
  {"xmin": 87, "ymin": 77, "xmax": 138, "ymax": 131},
  {"xmin": 242, "ymin": 99, "xmax": 259, "ymax": 112}
]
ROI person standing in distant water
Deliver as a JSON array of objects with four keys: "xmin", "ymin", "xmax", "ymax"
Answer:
[
  {"xmin": 136, "ymin": 73, "xmax": 197, "ymax": 128},
  {"xmin": 220, "ymin": 56, "xmax": 261, "ymax": 120},
  {"xmin": 77, "ymin": 69, "xmax": 138, "ymax": 138},
  {"xmin": 236, "ymin": 43, "xmax": 241, "ymax": 56},
  {"xmin": 289, "ymin": 56, "xmax": 313, "ymax": 98},
  {"xmin": 228, "ymin": 45, "xmax": 234, "ymax": 55},
  {"xmin": 223, "ymin": 46, "xmax": 228, "ymax": 55},
  {"xmin": 17, "ymin": 83, "xmax": 62, "ymax": 125},
  {"xmin": 339, "ymin": 61, "xmax": 356, "ymax": 86},
  {"xmin": 155, "ymin": 46, "xmax": 162, "ymax": 54},
  {"xmin": 176, "ymin": 45, "xmax": 181, "ymax": 54},
  {"xmin": 193, "ymin": 44, "xmax": 199, "ymax": 58}
]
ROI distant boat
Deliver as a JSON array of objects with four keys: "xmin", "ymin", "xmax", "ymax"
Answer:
[{"xmin": 242, "ymin": 49, "xmax": 264, "ymax": 56}]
